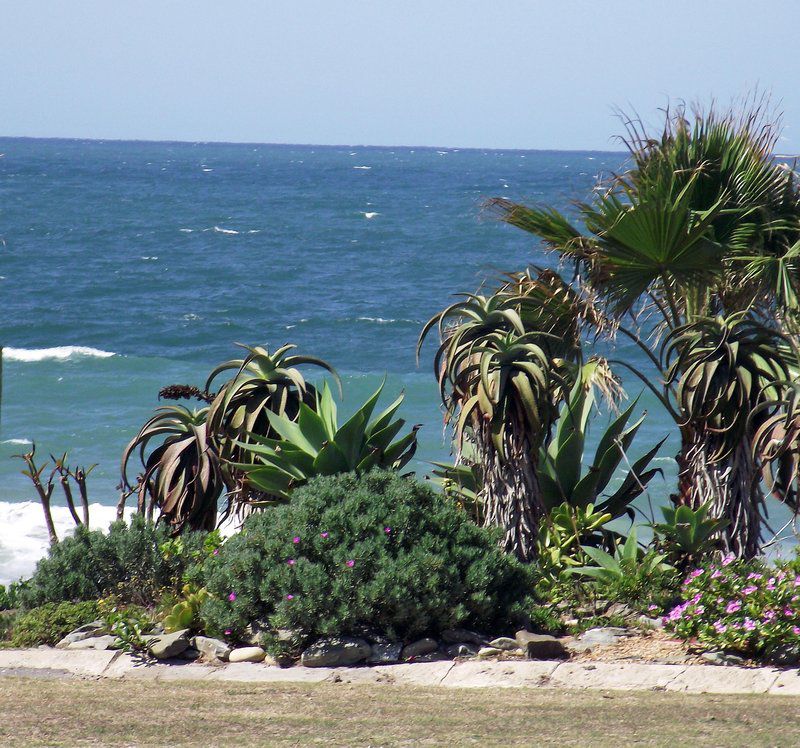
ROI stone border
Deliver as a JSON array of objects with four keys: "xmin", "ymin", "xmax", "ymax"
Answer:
[{"xmin": 1, "ymin": 649, "xmax": 800, "ymax": 694}]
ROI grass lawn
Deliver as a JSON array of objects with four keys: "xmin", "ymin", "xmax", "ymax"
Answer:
[{"xmin": 0, "ymin": 676, "xmax": 798, "ymax": 746}]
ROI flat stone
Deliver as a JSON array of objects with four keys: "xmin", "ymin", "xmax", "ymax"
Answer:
[
  {"xmin": 666, "ymin": 664, "xmax": 778, "ymax": 694},
  {"xmin": 637, "ymin": 616, "xmax": 663, "ymax": 630},
  {"xmin": 605, "ymin": 602, "xmax": 635, "ymax": 619},
  {"xmin": 446, "ymin": 643, "xmax": 478, "ymax": 658},
  {"xmin": 228, "ymin": 646, "xmax": 266, "ymax": 663},
  {"xmin": 148, "ymin": 629, "xmax": 190, "ymax": 660},
  {"xmin": 477, "ymin": 647, "xmax": 503, "ymax": 658},
  {"xmin": 367, "ymin": 642, "xmax": 402, "ymax": 664},
  {"xmin": 411, "ymin": 650, "xmax": 450, "ymax": 663},
  {"xmin": 441, "ymin": 629, "xmax": 487, "ymax": 646},
  {"xmin": 516, "ymin": 631, "xmax": 569, "ymax": 660},
  {"xmin": 55, "ymin": 621, "xmax": 106, "ymax": 649},
  {"xmin": 0, "ymin": 648, "xmax": 120, "ymax": 677},
  {"xmin": 192, "ymin": 636, "xmax": 232, "ymax": 662},
  {"xmin": 67, "ymin": 635, "xmax": 117, "ymax": 651},
  {"xmin": 549, "ymin": 661, "xmax": 685, "ymax": 690},
  {"xmin": 301, "ymin": 637, "xmax": 371, "ymax": 668},
  {"xmin": 441, "ymin": 660, "xmax": 558, "ymax": 688},
  {"xmin": 769, "ymin": 669, "xmax": 800, "ymax": 695},
  {"xmin": 701, "ymin": 651, "xmax": 746, "ymax": 667},
  {"xmin": 401, "ymin": 638, "xmax": 438, "ymax": 660},
  {"xmin": 489, "ymin": 637, "xmax": 519, "ymax": 651},
  {"xmin": 372, "ymin": 662, "xmax": 454, "ymax": 686}
]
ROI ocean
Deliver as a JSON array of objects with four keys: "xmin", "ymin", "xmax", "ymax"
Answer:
[{"xmin": 0, "ymin": 138, "xmax": 693, "ymax": 582}]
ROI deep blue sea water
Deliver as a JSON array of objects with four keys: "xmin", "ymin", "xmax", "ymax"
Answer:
[{"xmin": 0, "ymin": 138, "xmax": 692, "ymax": 580}]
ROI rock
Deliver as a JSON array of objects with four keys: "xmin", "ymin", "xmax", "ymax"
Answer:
[
  {"xmin": 515, "ymin": 631, "xmax": 569, "ymax": 660},
  {"xmin": 367, "ymin": 642, "xmax": 403, "ymax": 664},
  {"xmin": 148, "ymin": 629, "xmax": 190, "ymax": 659},
  {"xmin": 67, "ymin": 635, "xmax": 117, "ymax": 651},
  {"xmin": 56, "ymin": 621, "xmax": 106, "ymax": 649},
  {"xmin": 477, "ymin": 646, "xmax": 503, "ymax": 658},
  {"xmin": 149, "ymin": 622, "xmax": 165, "ymax": 635},
  {"xmin": 768, "ymin": 644, "xmax": 800, "ymax": 666},
  {"xmin": 578, "ymin": 627, "xmax": 630, "ymax": 647},
  {"xmin": 229, "ymin": 646, "xmax": 267, "ymax": 663},
  {"xmin": 180, "ymin": 647, "xmax": 201, "ymax": 661},
  {"xmin": 637, "ymin": 616, "xmax": 664, "ymax": 630},
  {"xmin": 401, "ymin": 638, "xmax": 439, "ymax": 660},
  {"xmin": 447, "ymin": 643, "xmax": 478, "ymax": 658},
  {"xmin": 441, "ymin": 628, "xmax": 487, "ymax": 646},
  {"xmin": 701, "ymin": 650, "xmax": 745, "ymax": 666},
  {"xmin": 301, "ymin": 637, "xmax": 371, "ymax": 668},
  {"xmin": 412, "ymin": 650, "xmax": 450, "ymax": 663},
  {"xmin": 192, "ymin": 636, "xmax": 232, "ymax": 662},
  {"xmin": 489, "ymin": 637, "xmax": 519, "ymax": 651},
  {"xmin": 606, "ymin": 602, "xmax": 635, "ymax": 620}
]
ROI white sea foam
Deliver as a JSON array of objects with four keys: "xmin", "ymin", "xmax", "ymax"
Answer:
[
  {"xmin": 213, "ymin": 226, "xmax": 240, "ymax": 235},
  {"xmin": 362, "ymin": 212, "xmax": 380, "ymax": 219},
  {"xmin": 353, "ymin": 166, "xmax": 372, "ymax": 170},
  {"xmin": 4, "ymin": 346, "xmax": 116, "ymax": 362},
  {"xmin": 355, "ymin": 316, "xmax": 419, "ymax": 324},
  {"xmin": 1, "ymin": 439, "xmax": 32, "ymax": 446},
  {"xmin": 179, "ymin": 228, "xmax": 194, "ymax": 233},
  {"xmin": 141, "ymin": 256, "xmax": 159, "ymax": 260},
  {"xmin": 0, "ymin": 501, "xmax": 239, "ymax": 584}
]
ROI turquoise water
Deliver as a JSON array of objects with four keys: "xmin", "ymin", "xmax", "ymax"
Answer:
[{"xmin": 1, "ymin": 139, "xmax": 675, "ymax": 521}]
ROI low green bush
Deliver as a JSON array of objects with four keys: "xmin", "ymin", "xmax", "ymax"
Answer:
[
  {"xmin": 19, "ymin": 515, "xmax": 210, "ymax": 609},
  {"xmin": 201, "ymin": 470, "xmax": 536, "ymax": 654},
  {"xmin": 0, "ymin": 581, "xmax": 27, "ymax": 611},
  {"xmin": 11, "ymin": 601, "xmax": 100, "ymax": 647},
  {"xmin": 665, "ymin": 555, "xmax": 800, "ymax": 659}
]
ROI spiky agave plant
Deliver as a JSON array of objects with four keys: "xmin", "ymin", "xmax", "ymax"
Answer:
[
  {"xmin": 121, "ymin": 405, "xmax": 224, "ymax": 534},
  {"xmin": 662, "ymin": 314, "xmax": 794, "ymax": 556},
  {"xmin": 418, "ymin": 273, "xmax": 585, "ymax": 561},
  {"xmin": 205, "ymin": 343, "xmax": 340, "ymax": 503}
]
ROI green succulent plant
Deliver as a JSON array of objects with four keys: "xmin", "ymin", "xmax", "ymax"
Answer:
[
  {"xmin": 121, "ymin": 405, "xmax": 224, "ymax": 533},
  {"xmin": 162, "ymin": 584, "xmax": 210, "ymax": 633},
  {"xmin": 232, "ymin": 381, "xmax": 419, "ymax": 500},
  {"xmin": 569, "ymin": 528, "xmax": 674, "ymax": 584},
  {"xmin": 535, "ymin": 502, "xmax": 614, "ymax": 576},
  {"xmin": 652, "ymin": 502, "xmax": 728, "ymax": 569},
  {"xmin": 539, "ymin": 359, "xmax": 664, "ymax": 520}
]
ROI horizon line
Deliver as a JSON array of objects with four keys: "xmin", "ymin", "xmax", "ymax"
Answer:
[{"xmin": 0, "ymin": 134, "xmax": 628, "ymax": 155}]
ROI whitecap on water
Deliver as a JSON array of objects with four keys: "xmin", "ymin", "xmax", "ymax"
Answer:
[
  {"xmin": 4, "ymin": 346, "xmax": 116, "ymax": 362},
  {"xmin": 353, "ymin": 166, "xmax": 372, "ymax": 170},
  {"xmin": 213, "ymin": 226, "xmax": 239, "ymax": 235},
  {"xmin": 362, "ymin": 212, "xmax": 380, "ymax": 219}
]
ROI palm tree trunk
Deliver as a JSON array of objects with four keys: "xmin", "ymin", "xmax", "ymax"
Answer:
[
  {"xmin": 676, "ymin": 431, "xmax": 764, "ymax": 558},
  {"xmin": 477, "ymin": 420, "xmax": 543, "ymax": 562}
]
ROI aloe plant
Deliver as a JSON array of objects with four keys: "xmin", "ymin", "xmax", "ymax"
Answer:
[
  {"xmin": 539, "ymin": 360, "xmax": 664, "ymax": 521},
  {"xmin": 569, "ymin": 528, "xmax": 673, "ymax": 584},
  {"xmin": 233, "ymin": 381, "xmax": 419, "ymax": 501}
]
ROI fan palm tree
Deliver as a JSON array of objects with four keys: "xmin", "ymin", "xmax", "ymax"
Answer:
[{"xmin": 490, "ymin": 100, "xmax": 800, "ymax": 556}]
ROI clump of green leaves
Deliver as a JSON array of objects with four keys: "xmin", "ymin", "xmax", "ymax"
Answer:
[
  {"xmin": 201, "ymin": 470, "xmax": 536, "ymax": 655},
  {"xmin": 0, "ymin": 581, "xmax": 27, "ymax": 611},
  {"xmin": 10, "ymin": 601, "xmax": 100, "ymax": 647},
  {"xmin": 652, "ymin": 502, "xmax": 728, "ymax": 570},
  {"xmin": 161, "ymin": 584, "xmax": 210, "ymax": 633},
  {"xmin": 19, "ymin": 515, "xmax": 210, "ymax": 609},
  {"xmin": 97, "ymin": 598, "xmax": 152, "ymax": 655}
]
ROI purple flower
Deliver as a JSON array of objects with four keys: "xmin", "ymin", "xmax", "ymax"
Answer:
[
  {"xmin": 747, "ymin": 572, "xmax": 763, "ymax": 581},
  {"xmin": 721, "ymin": 553, "xmax": 735, "ymax": 566},
  {"xmin": 286, "ymin": 594, "xmax": 294, "ymax": 600},
  {"xmin": 690, "ymin": 593, "xmax": 702, "ymax": 605},
  {"xmin": 763, "ymin": 610, "xmax": 776, "ymax": 622},
  {"xmin": 648, "ymin": 604, "xmax": 658, "ymax": 612},
  {"xmin": 711, "ymin": 570, "xmax": 722, "ymax": 579},
  {"xmin": 743, "ymin": 618, "xmax": 757, "ymax": 631},
  {"xmin": 742, "ymin": 586, "xmax": 757, "ymax": 595},
  {"xmin": 767, "ymin": 577, "xmax": 777, "ymax": 590},
  {"xmin": 785, "ymin": 607, "xmax": 793, "ymax": 616},
  {"xmin": 793, "ymin": 626, "xmax": 800, "ymax": 636},
  {"xmin": 213, "ymin": 549, "xmax": 220, "ymax": 556},
  {"xmin": 293, "ymin": 536, "xmax": 301, "ymax": 544},
  {"xmin": 726, "ymin": 600, "xmax": 742, "ymax": 614},
  {"xmin": 287, "ymin": 559, "xmax": 296, "ymax": 566},
  {"xmin": 346, "ymin": 560, "xmax": 355, "ymax": 568},
  {"xmin": 690, "ymin": 568, "xmax": 704, "ymax": 578},
  {"xmin": 384, "ymin": 527, "xmax": 392, "ymax": 534},
  {"xmin": 794, "ymin": 575, "xmax": 800, "ymax": 587},
  {"xmin": 320, "ymin": 532, "xmax": 329, "ymax": 539},
  {"xmin": 228, "ymin": 592, "xmax": 236, "ymax": 602},
  {"xmin": 713, "ymin": 620, "xmax": 727, "ymax": 634},
  {"xmin": 224, "ymin": 629, "xmax": 232, "ymax": 636},
  {"xmin": 667, "ymin": 603, "xmax": 688, "ymax": 622}
]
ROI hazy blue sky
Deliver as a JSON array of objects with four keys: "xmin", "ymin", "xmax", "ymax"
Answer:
[{"xmin": 3, "ymin": 1, "xmax": 799, "ymax": 150}]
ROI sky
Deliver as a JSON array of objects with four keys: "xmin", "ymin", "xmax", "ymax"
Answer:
[{"xmin": 2, "ymin": 1, "xmax": 800, "ymax": 151}]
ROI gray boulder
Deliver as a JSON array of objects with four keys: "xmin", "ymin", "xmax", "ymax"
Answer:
[
  {"xmin": 192, "ymin": 636, "xmax": 232, "ymax": 662},
  {"xmin": 446, "ymin": 643, "xmax": 478, "ymax": 658},
  {"xmin": 67, "ymin": 635, "xmax": 117, "ymax": 651},
  {"xmin": 301, "ymin": 637, "xmax": 371, "ymax": 668},
  {"xmin": 401, "ymin": 638, "xmax": 438, "ymax": 660},
  {"xmin": 701, "ymin": 650, "xmax": 746, "ymax": 666},
  {"xmin": 56, "ymin": 621, "xmax": 106, "ymax": 649},
  {"xmin": 515, "ymin": 631, "xmax": 569, "ymax": 660},
  {"xmin": 477, "ymin": 646, "xmax": 503, "ymax": 658},
  {"xmin": 489, "ymin": 637, "xmax": 520, "ymax": 651},
  {"xmin": 367, "ymin": 642, "xmax": 403, "ymax": 665},
  {"xmin": 148, "ymin": 629, "xmax": 191, "ymax": 659}
]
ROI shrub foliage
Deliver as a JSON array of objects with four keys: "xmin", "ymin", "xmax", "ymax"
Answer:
[
  {"xmin": 202, "ymin": 470, "xmax": 535, "ymax": 652},
  {"xmin": 11, "ymin": 601, "xmax": 100, "ymax": 647}
]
